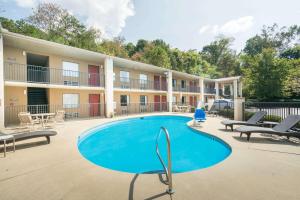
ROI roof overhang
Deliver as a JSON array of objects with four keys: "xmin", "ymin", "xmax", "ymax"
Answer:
[{"xmin": 2, "ymin": 29, "xmax": 107, "ymax": 64}]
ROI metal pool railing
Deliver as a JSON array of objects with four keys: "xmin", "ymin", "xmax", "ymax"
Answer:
[
  {"xmin": 155, "ymin": 127, "xmax": 174, "ymax": 194},
  {"xmin": 243, "ymin": 102, "xmax": 300, "ymax": 121}
]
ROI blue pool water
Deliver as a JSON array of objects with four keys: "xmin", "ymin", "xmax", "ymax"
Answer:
[{"xmin": 78, "ymin": 116, "xmax": 231, "ymax": 174}]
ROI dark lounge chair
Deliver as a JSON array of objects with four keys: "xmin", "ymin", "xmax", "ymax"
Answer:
[
  {"xmin": 221, "ymin": 111, "xmax": 267, "ymax": 131},
  {"xmin": 0, "ymin": 130, "xmax": 57, "ymax": 145},
  {"xmin": 236, "ymin": 115, "xmax": 300, "ymax": 141},
  {"xmin": 207, "ymin": 105, "xmax": 218, "ymax": 117}
]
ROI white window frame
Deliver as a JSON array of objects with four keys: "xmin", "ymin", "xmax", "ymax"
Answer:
[
  {"xmin": 140, "ymin": 95, "xmax": 147, "ymax": 106},
  {"xmin": 181, "ymin": 96, "xmax": 186, "ymax": 104},
  {"xmin": 181, "ymin": 80, "xmax": 186, "ymax": 88},
  {"xmin": 63, "ymin": 61, "xmax": 79, "ymax": 77},
  {"xmin": 172, "ymin": 96, "xmax": 177, "ymax": 103},
  {"xmin": 120, "ymin": 71, "xmax": 130, "ymax": 82},
  {"xmin": 120, "ymin": 95, "xmax": 130, "ymax": 106},
  {"xmin": 172, "ymin": 79, "xmax": 177, "ymax": 87},
  {"xmin": 63, "ymin": 94, "xmax": 79, "ymax": 108},
  {"xmin": 139, "ymin": 74, "xmax": 148, "ymax": 84}
]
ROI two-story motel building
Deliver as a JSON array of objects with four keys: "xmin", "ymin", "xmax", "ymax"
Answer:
[{"xmin": 0, "ymin": 28, "xmax": 242, "ymax": 127}]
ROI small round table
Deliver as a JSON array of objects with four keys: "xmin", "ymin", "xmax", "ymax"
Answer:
[{"xmin": 0, "ymin": 135, "xmax": 15, "ymax": 157}]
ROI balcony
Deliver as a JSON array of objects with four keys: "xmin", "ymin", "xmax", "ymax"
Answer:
[
  {"xmin": 204, "ymin": 88, "xmax": 216, "ymax": 94},
  {"xmin": 114, "ymin": 102, "xmax": 168, "ymax": 115},
  {"xmin": 114, "ymin": 76, "xmax": 167, "ymax": 91},
  {"xmin": 4, "ymin": 62, "xmax": 105, "ymax": 88},
  {"xmin": 173, "ymin": 85, "xmax": 200, "ymax": 93}
]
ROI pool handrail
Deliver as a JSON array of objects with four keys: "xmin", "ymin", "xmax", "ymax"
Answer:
[{"xmin": 155, "ymin": 127, "xmax": 174, "ymax": 194}]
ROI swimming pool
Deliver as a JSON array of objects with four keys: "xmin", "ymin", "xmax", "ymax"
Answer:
[{"xmin": 78, "ymin": 115, "xmax": 231, "ymax": 174}]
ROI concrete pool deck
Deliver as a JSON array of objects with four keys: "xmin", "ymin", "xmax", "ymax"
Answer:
[{"xmin": 0, "ymin": 113, "xmax": 299, "ymax": 200}]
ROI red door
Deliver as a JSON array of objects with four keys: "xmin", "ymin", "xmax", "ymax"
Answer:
[
  {"xmin": 154, "ymin": 75, "xmax": 160, "ymax": 90},
  {"xmin": 194, "ymin": 96, "xmax": 197, "ymax": 107},
  {"xmin": 161, "ymin": 77, "xmax": 167, "ymax": 91},
  {"xmin": 190, "ymin": 96, "xmax": 194, "ymax": 106},
  {"xmin": 88, "ymin": 65, "xmax": 100, "ymax": 86},
  {"xmin": 161, "ymin": 95, "xmax": 167, "ymax": 111},
  {"xmin": 154, "ymin": 95, "xmax": 160, "ymax": 111},
  {"xmin": 189, "ymin": 81, "xmax": 196, "ymax": 92},
  {"xmin": 89, "ymin": 94, "xmax": 100, "ymax": 116}
]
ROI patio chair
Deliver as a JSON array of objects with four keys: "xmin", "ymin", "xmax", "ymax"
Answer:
[
  {"xmin": 18, "ymin": 113, "xmax": 40, "ymax": 130},
  {"xmin": 221, "ymin": 111, "xmax": 267, "ymax": 131},
  {"xmin": 173, "ymin": 105, "xmax": 181, "ymax": 112},
  {"xmin": 193, "ymin": 109, "xmax": 206, "ymax": 126},
  {"xmin": 185, "ymin": 105, "xmax": 191, "ymax": 113},
  {"xmin": 45, "ymin": 110, "xmax": 65, "ymax": 126},
  {"xmin": 236, "ymin": 115, "xmax": 300, "ymax": 141}
]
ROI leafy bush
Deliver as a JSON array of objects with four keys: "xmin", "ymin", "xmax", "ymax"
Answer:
[
  {"xmin": 244, "ymin": 111, "xmax": 255, "ymax": 120},
  {"xmin": 218, "ymin": 109, "xmax": 234, "ymax": 119},
  {"xmin": 190, "ymin": 107, "xmax": 195, "ymax": 113},
  {"xmin": 263, "ymin": 115, "xmax": 282, "ymax": 122}
]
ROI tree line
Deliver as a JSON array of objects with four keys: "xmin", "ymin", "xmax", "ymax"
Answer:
[{"xmin": 0, "ymin": 3, "xmax": 299, "ymax": 100}]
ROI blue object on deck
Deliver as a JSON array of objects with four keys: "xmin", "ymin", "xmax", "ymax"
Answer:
[{"xmin": 194, "ymin": 109, "xmax": 206, "ymax": 122}]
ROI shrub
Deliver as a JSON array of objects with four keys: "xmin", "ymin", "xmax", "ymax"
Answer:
[
  {"xmin": 218, "ymin": 109, "xmax": 234, "ymax": 119},
  {"xmin": 244, "ymin": 111, "xmax": 255, "ymax": 120},
  {"xmin": 263, "ymin": 115, "xmax": 282, "ymax": 122},
  {"xmin": 190, "ymin": 107, "xmax": 195, "ymax": 113}
]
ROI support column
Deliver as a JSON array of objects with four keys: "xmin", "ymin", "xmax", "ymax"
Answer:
[
  {"xmin": 233, "ymin": 79, "xmax": 238, "ymax": 99},
  {"xmin": 0, "ymin": 34, "xmax": 4, "ymax": 128},
  {"xmin": 104, "ymin": 57, "xmax": 114, "ymax": 117},
  {"xmin": 222, "ymin": 84, "xmax": 225, "ymax": 96},
  {"xmin": 199, "ymin": 78, "xmax": 204, "ymax": 105},
  {"xmin": 239, "ymin": 81, "xmax": 243, "ymax": 97},
  {"xmin": 234, "ymin": 97, "xmax": 245, "ymax": 121},
  {"xmin": 215, "ymin": 82, "xmax": 219, "ymax": 99},
  {"xmin": 229, "ymin": 84, "xmax": 233, "ymax": 97},
  {"xmin": 167, "ymin": 70, "xmax": 173, "ymax": 112}
]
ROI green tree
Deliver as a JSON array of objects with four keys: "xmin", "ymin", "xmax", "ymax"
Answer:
[
  {"xmin": 242, "ymin": 48, "xmax": 288, "ymax": 100},
  {"xmin": 143, "ymin": 45, "xmax": 171, "ymax": 68},
  {"xmin": 244, "ymin": 24, "xmax": 300, "ymax": 55},
  {"xmin": 201, "ymin": 37, "xmax": 240, "ymax": 77},
  {"xmin": 98, "ymin": 37, "xmax": 129, "ymax": 58},
  {"xmin": 27, "ymin": 2, "xmax": 100, "ymax": 49},
  {"xmin": 282, "ymin": 59, "xmax": 300, "ymax": 97},
  {"xmin": 280, "ymin": 45, "xmax": 300, "ymax": 59}
]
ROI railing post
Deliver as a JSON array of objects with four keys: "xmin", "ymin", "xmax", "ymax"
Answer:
[{"xmin": 0, "ymin": 33, "xmax": 4, "ymax": 128}]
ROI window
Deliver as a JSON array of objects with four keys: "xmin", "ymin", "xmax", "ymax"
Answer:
[
  {"xmin": 120, "ymin": 95, "xmax": 129, "ymax": 106},
  {"xmin": 140, "ymin": 95, "xmax": 147, "ymax": 106},
  {"xmin": 120, "ymin": 71, "xmax": 129, "ymax": 82},
  {"xmin": 113, "ymin": 72, "xmax": 116, "ymax": 81},
  {"xmin": 63, "ymin": 94, "xmax": 79, "ymax": 108},
  {"xmin": 139, "ymin": 74, "xmax": 147, "ymax": 84},
  {"xmin": 172, "ymin": 96, "xmax": 177, "ymax": 103},
  {"xmin": 181, "ymin": 80, "xmax": 186, "ymax": 88},
  {"xmin": 63, "ymin": 61, "xmax": 79, "ymax": 77},
  {"xmin": 181, "ymin": 96, "xmax": 186, "ymax": 104},
  {"xmin": 172, "ymin": 79, "xmax": 177, "ymax": 87}
]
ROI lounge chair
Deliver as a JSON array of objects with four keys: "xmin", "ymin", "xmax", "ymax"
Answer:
[
  {"xmin": 221, "ymin": 111, "xmax": 267, "ymax": 131},
  {"xmin": 194, "ymin": 109, "xmax": 206, "ymax": 126},
  {"xmin": 236, "ymin": 115, "xmax": 300, "ymax": 141},
  {"xmin": 207, "ymin": 105, "xmax": 218, "ymax": 117},
  {"xmin": 0, "ymin": 130, "xmax": 57, "ymax": 145}
]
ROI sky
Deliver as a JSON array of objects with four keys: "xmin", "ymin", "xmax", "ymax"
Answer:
[{"xmin": 1, "ymin": 0, "xmax": 300, "ymax": 51}]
